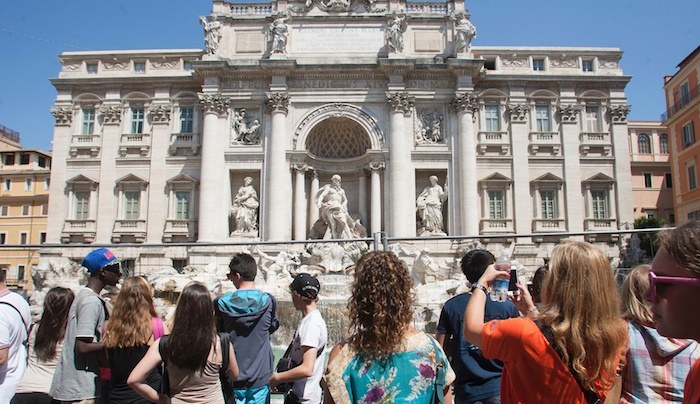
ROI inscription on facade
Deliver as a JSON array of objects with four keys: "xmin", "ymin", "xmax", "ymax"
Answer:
[
  {"xmin": 236, "ymin": 31, "xmax": 265, "ymax": 53},
  {"xmin": 288, "ymin": 79, "xmax": 384, "ymax": 89},
  {"xmin": 292, "ymin": 27, "xmax": 384, "ymax": 53}
]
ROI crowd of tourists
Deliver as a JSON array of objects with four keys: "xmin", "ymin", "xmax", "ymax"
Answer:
[{"xmin": 2, "ymin": 221, "xmax": 700, "ymax": 403}]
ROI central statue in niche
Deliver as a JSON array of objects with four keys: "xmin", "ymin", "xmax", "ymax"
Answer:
[{"xmin": 309, "ymin": 175, "xmax": 366, "ymax": 240}]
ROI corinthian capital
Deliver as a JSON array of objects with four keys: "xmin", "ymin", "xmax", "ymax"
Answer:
[
  {"xmin": 198, "ymin": 93, "xmax": 230, "ymax": 116},
  {"xmin": 557, "ymin": 104, "xmax": 582, "ymax": 123},
  {"xmin": 368, "ymin": 161, "xmax": 386, "ymax": 172},
  {"xmin": 266, "ymin": 91, "xmax": 290, "ymax": 114},
  {"xmin": 386, "ymin": 91, "xmax": 414, "ymax": 116},
  {"xmin": 507, "ymin": 104, "xmax": 530, "ymax": 123},
  {"xmin": 50, "ymin": 107, "xmax": 73, "ymax": 126},
  {"xmin": 609, "ymin": 104, "xmax": 631, "ymax": 123},
  {"xmin": 149, "ymin": 104, "xmax": 173, "ymax": 124},
  {"xmin": 451, "ymin": 92, "xmax": 479, "ymax": 114},
  {"xmin": 99, "ymin": 105, "xmax": 123, "ymax": 125}
]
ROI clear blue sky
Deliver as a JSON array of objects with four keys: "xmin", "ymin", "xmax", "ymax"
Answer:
[{"xmin": 0, "ymin": 0, "xmax": 698, "ymax": 151}]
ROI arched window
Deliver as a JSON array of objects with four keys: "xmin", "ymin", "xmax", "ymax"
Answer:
[
  {"xmin": 660, "ymin": 134, "xmax": 669, "ymax": 154},
  {"xmin": 638, "ymin": 134, "xmax": 651, "ymax": 154}
]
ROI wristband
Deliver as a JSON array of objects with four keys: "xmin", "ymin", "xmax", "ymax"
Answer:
[{"xmin": 470, "ymin": 282, "xmax": 488, "ymax": 295}]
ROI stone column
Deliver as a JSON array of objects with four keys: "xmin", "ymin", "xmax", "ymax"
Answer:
[
  {"xmin": 508, "ymin": 103, "xmax": 533, "ymax": 240},
  {"xmin": 293, "ymin": 163, "xmax": 308, "ymax": 240},
  {"xmin": 95, "ymin": 101, "xmax": 122, "ymax": 243},
  {"xmin": 386, "ymin": 91, "xmax": 415, "ymax": 237},
  {"xmin": 609, "ymin": 104, "xmax": 634, "ymax": 226},
  {"xmin": 451, "ymin": 93, "xmax": 479, "ymax": 236},
  {"xmin": 146, "ymin": 102, "xmax": 172, "ymax": 243},
  {"xmin": 47, "ymin": 105, "xmax": 73, "ymax": 243},
  {"xmin": 264, "ymin": 92, "xmax": 292, "ymax": 241},
  {"xmin": 308, "ymin": 169, "xmax": 319, "ymax": 228},
  {"xmin": 558, "ymin": 103, "xmax": 585, "ymax": 235},
  {"xmin": 197, "ymin": 94, "xmax": 229, "ymax": 242},
  {"xmin": 369, "ymin": 162, "xmax": 384, "ymax": 234},
  {"xmin": 358, "ymin": 172, "xmax": 368, "ymax": 227}
]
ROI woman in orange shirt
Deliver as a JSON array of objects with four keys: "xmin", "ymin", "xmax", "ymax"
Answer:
[{"xmin": 463, "ymin": 241, "xmax": 627, "ymax": 403}]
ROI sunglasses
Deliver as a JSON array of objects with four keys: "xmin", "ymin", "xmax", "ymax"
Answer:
[{"xmin": 648, "ymin": 270, "xmax": 700, "ymax": 303}]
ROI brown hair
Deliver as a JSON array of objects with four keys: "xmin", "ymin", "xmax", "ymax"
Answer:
[
  {"xmin": 103, "ymin": 276, "xmax": 158, "ymax": 348},
  {"xmin": 621, "ymin": 264, "xmax": 654, "ymax": 327},
  {"xmin": 538, "ymin": 241, "xmax": 627, "ymax": 392},
  {"xmin": 35, "ymin": 287, "xmax": 74, "ymax": 361},
  {"xmin": 659, "ymin": 220, "xmax": 700, "ymax": 277},
  {"xmin": 348, "ymin": 251, "xmax": 414, "ymax": 360}
]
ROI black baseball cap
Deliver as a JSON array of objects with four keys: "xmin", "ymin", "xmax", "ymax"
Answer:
[{"xmin": 290, "ymin": 273, "xmax": 320, "ymax": 299}]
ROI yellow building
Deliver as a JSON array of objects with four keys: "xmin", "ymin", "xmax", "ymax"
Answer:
[{"xmin": 0, "ymin": 126, "xmax": 51, "ymax": 289}]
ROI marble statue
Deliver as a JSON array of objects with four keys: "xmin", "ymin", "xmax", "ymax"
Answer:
[
  {"xmin": 230, "ymin": 177, "xmax": 259, "ymax": 236},
  {"xmin": 231, "ymin": 109, "xmax": 261, "ymax": 144},
  {"xmin": 314, "ymin": 175, "xmax": 363, "ymax": 239},
  {"xmin": 454, "ymin": 13, "xmax": 476, "ymax": 54},
  {"xmin": 200, "ymin": 16, "xmax": 222, "ymax": 55},
  {"xmin": 416, "ymin": 111, "xmax": 444, "ymax": 144},
  {"xmin": 269, "ymin": 16, "xmax": 289, "ymax": 54},
  {"xmin": 385, "ymin": 15, "xmax": 407, "ymax": 53},
  {"xmin": 254, "ymin": 247, "xmax": 300, "ymax": 282},
  {"xmin": 416, "ymin": 175, "xmax": 447, "ymax": 235}
]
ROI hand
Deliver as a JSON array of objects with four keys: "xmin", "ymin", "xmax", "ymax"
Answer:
[
  {"xmin": 269, "ymin": 373, "xmax": 280, "ymax": 388},
  {"xmin": 509, "ymin": 282, "xmax": 535, "ymax": 315},
  {"xmin": 477, "ymin": 264, "xmax": 509, "ymax": 286}
]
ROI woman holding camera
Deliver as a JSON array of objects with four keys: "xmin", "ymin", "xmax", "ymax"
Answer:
[{"xmin": 464, "ymin": 241, "xmax": 627, "ymax": 403}]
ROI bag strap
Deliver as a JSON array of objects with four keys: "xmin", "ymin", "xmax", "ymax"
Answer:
[
  {"xmin": 535, "ymin": 321, "xmax": 601, "ymax": 404},
  {"xmin": 152, "ymin": 317, "xmax": 165, "ymax": 340},
  {"xmin": 158, "ymin": 335, "xmax": 171, "ymax": 397},
  {"xmin": 427, "ymin": 336, "xmax": 446, "ymax": 404},
  {"xmin": 219, "ymin": 332, "xmax": 230, "ymax": 371},
  {"xmin": 0, "ymin": 301, "xmax": 30, "ymax": 334}
]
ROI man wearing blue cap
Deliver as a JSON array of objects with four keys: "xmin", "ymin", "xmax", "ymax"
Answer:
[{"xmin": 50, "ymin": 248, "xmax": 121, "ymax": 403}]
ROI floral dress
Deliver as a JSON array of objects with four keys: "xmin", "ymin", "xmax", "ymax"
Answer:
[{"xmin": 325, "ymin": 331, "xmax": 455, "ymax": 404}]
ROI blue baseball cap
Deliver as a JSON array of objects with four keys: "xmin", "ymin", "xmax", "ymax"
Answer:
[{"xmin": 82, "ymin": 248, "xmax": 119, "ymax": 274}]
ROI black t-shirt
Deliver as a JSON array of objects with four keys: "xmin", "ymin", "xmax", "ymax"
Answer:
[
  {"xmin": 108, "ymin": 345, "xmax": 161, "ymax": 403},
  {"xmin": 436, "ymin": 292, "xmax": 520, "ymax": 401}
]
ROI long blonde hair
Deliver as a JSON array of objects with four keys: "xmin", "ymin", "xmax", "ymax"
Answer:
[
  {"xmin": 538, "ymin": 241, "xmax": 627, "ymax": 391},
  {"xmin": 620, "ymin": 264, "xmax": 654, "ymax": 327},
  {"xmin": 103, "ymin": 276, "xmax": 158, "ymax": 348}
]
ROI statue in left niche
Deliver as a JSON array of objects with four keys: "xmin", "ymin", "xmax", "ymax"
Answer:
[
  {"xmin": 269, "ymin": 15, "xmax": 290, "ymax": 54},
  {"xmin": 230, "ymin": 177, "xmax": 260, "ymax": 237},
  {"xmin": 200, "ymin": 16, "xmax": 222, "ymax": 55},
  {"xmin": 231, "ymin": 109, "xmax": 261, "ymax": 145}
]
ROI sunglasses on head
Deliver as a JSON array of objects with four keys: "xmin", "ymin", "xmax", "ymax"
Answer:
[{"xmin": 648, "ymin": 269, "xmax": 700, "ymax": 303}]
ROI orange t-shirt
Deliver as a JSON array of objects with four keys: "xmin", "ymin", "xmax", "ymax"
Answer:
[
  {"xmin": 685, "ymin": 358, "xmax": 700, "ymax": 404},
  {"xmin": 481, "ymin": 317, "xmax": 612, "ymax": 403}
]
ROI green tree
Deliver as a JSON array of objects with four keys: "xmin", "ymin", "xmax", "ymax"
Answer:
[{"xmin": 633, "ymin": 216, "xmax": 666, "ymax": 259}]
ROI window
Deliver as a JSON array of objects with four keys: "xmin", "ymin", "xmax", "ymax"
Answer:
[
  {"xmin": 25, "ymin": 178, "xmax": 32, "ymax": 191},
  {"xmin": 21, "ymin": 205, "xmax": 30, "ymax": 216},
  {"xmin": 660, "ymin": 134, "xmax": 669, "ymax": 154},
  {"xmin": 17, "ymin": 265, "xmax": 25, "ymax": 282},
  {"xmin": 682, "ymin": 122, "xmax": 695, "ymax": 148},
  {"xmin": 74, "ymin": 191, "xmax": 90, "ymax": 220},
  {"xmin": 172, "ymin": 259, "xmax": 187, "ymax": 273},
  {"xmin": 4, "ymin": 154, "xmax": 14, "ymax": 166},
  {"xmin": 134, "ymin": 62, "xmax": 146, "ymax": 73},
  {"xmin": 41, "ymin": 204, "xmax": 48, "ymax": 216},
  {"xmin": 643, "ymin": 173, "xmax": 652, "ymax": 188},
  {"xmin": 638, "ymin": 134, "xmax": 651, "ymax": 154},
  {"xmin": 488, "ymin": 190, "xmax": 505, "ymax": 219},
  {"xmin": 532, "ymin": 58, "xmax": 545, "ymax": 71},
  {"xmin": 688, "ymin": 163, "xmax": 697, "ymax": 190},
  {"xmin": 38, "ymin": 156, "xmax": 47, "ymax": 168},
  {"xmin": 680, "ymin": 82, "xmax": 691, "ymax": 107},
  {"xmin": 535, "ymin": 105, "xmax": 551, "ymax": 132},
  {"xmin": 582, "ymin": 60, "xmax": 594, "ymax": 72},
  {"xmin": 19, "ymin": 232, "xmax": 27, "ymax": 245},
  {"xmin": 0, "ymin": 233, "xmax": 5, "ymax": 244},
  {"xmin": 20, "ymin": 154, "xmax": 29, "ymax": 165},
  {"xmin": 175, "ymin": 191, "xmax": 191, "ymax": 220},
  {"xmin": 184, "ymin": 61, "xmax": 193, "ymax": 71},
  {"xmin": 131, "ymin": 107, "xmax": 145, "ymax": 134},
  {"xmin": 484, "ymin": 105, "xmax": 500, "ymax": 131},
  {"xmin": 44, "ymin": 178, "xmax": 50, "ymax": 190},
  {"xmin": 122, "ymin": 259, "xmax": 135, "ymax": 277},
  {"xmin": 665, "ymin": 173, "xmax": 673, "ymax": 188},
  {"xmin": 123, "ymin": 191, "xmax": 140, "ymax": 220},
  {"xmin": 591, "ymin": 191, "xmax": 609, "ymax": 219},
  {"xmin": 540, "ymin": 190, "xmax": 558, "ymax": 219},
  {"xmin": 3, "ymin": 179, "xmax": 10, "ymax": 191},
  {"xmin": 86, "ymin": 62, "xmax": 98, "ymax": 74},
  {"xmin": 0, "ymin": 206, "xmax": 7, "ymax": 216},
  {"xmin": 689, "ymin": 210, "xmax": 700, "ymax": 221},
  {"xmin": 180, "ymin": 107, "xmax": 194, "ymax": 133},
  {"xmin": 40, "ymin": 232, "xmax": 47, "ymax": 244},
  {"xmin": 82, "ymin": 108, "xmax": 95, "ymax": 135},
  {"xmin": 584, "ymin": 106, "xmax": 602, "ymax": 132}
]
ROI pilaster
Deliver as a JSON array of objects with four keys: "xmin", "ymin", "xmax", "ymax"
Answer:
[
  {"xmin": 386, "ymin": 91, "xmax": 415, "ymax": 237},
  {"xmin": 559, "ymin": 103, "xmax": 585, "ymax": 235},
  {"xmin": 610, "ymin": 104, "xmax": 634, "ymax": 226},
  {"xmin": 95, "ymin": 102, "xmax": 122, "ymax": 243},
  {"xmin": 264, "ymin": 91, "xmax": 292, "ymax": 241},
  {"xmin": 451, "ymin": 92, "xmax": 479, "ymax": 236},
  {"xmin": 146, "ymin": 101, "xmax": 172, "ymax": 243}
]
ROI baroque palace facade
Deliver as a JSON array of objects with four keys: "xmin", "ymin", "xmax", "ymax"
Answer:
[{"xmin": 43, "ymin": 0, "xmax": 633, "ymax": 269}]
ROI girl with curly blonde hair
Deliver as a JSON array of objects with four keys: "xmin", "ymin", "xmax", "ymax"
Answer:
[
  {"xmin": 464, "ymin": 240, "xmax": 628, "ymax": 403},
  {"xmin": 324, "ymin": 251, "xmax": 454, "ymax": 403},
  {"xmin": 103, "ymin": 276, "xmax": 168, "ymax": 403}
]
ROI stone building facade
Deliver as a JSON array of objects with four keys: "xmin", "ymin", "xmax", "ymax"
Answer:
[{"xmin": 43, "ymin": 0, "xmax": 633, "ymax": 270}]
